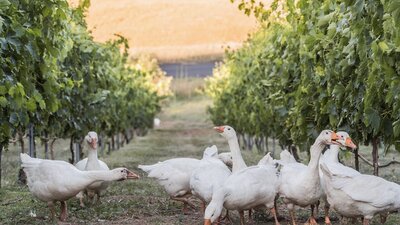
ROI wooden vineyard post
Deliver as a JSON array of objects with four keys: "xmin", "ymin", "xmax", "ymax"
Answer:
[
  {"xmin": 44, "ymin": 132, "xmax": 49, "ymax": 159},
  {"xmin": 372, "ymin": 137, "xmax": 379, "ymax": 176},
  {"xmin": 0, "ymin": 143, "xmax": 3, "ymax": 188},
  {"xmin": 28, "ymin": 124, "xmax": 35, "ymax": 157},
  {"xmin": 75, "ymin": 142, "xmax": 80, "ymax": 163},
  {"xmin": 354, "ymin": 148, "xmax": 360, "ymax": 171}
]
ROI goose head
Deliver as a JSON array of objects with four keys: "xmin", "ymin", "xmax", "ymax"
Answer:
[
  {"xmin": 218, "ymin": 152, "xmax": 233, "ymax": 167},
  {"xmin": 336, "ymin": 131, "xmax": 357, "ymax": 150},
  {"xmin": 85, "ymin": 131, "xmax": 98, "ymax": 149},
  {"xmin": 112, "ymin": 168, "xmax": 140, "ymax": 180},
  {"xmin": 204, "ymin": 200, "xmax": 223, "ymax": 225},
  {"xmin": 203, "ymin": 146, "xmax": 233, "ymax": 167},
  {"xmin": 316, "ymin": 130, "xmax": 339, "ymax": 145},
  {"xmin": 213, "ymin": 125, "xmax": 237, "ymax": 141}
]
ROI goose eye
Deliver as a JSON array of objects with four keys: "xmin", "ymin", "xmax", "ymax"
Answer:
[
  {"xmin": 228, "ymin": 128, "xmax": 231, "ymax": 130},
  {"xmin": 325, "ymin": 132, "xmax": 328, "ymax": 135},
  {"xmin": 121, "ymin": 170, "xmax": 124, "ymax": 172}
]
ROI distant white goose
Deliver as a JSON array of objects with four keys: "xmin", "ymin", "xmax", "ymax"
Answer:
[
  {"xmin": 190, "ymin": 145, "xmax": 231, "ymax": 211},
  {"xmin": 204, "ymin": 153, "xmax": 280, "ymax": 225},
  {"xmin": 154, "ymin": 118, "xmax": 161, "ymax": 127},
  {"xmin": 277, "ymin": 130, "xmax": 339, "ymax": 225},
  {"xmin": 75, "ymin": 131, "xmax": 110, "ymax": 207},
  {"xmin": 21, "ymin": 153, "xmax": 139, "ymax": 221}
]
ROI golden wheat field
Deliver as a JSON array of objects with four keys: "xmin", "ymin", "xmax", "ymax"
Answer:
[{"xmin": 69, "ymin": 0, "xmax": 259, "ymax": 62}]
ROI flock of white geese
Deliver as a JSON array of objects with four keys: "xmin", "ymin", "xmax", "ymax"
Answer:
[{"xmin": 20, "ymin": 127, "xmax": 400, "ymax": 224}]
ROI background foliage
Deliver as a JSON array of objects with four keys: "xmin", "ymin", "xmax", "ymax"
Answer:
[
  {"xmin": 0, "ymin": 0, "xmax": 171, "ymax": 185},
  {"xmin": 206, "ymin": 0, "xmax": 400, "ymax": 163}
]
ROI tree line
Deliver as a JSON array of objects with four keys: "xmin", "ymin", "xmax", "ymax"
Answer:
[
  {"xmin": 206, "ymin": 0, "xmax": 400, "ymax": 175},
  {"xmin": 0, "ymin": 0, "xmax": 171, "ymax": 186}
]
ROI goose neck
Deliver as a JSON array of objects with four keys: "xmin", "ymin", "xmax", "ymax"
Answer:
[
  {"xmin": 323, "ymin": 145, "xmax": 340, "ymax": 163},
  {"xmin": 228, "ymin": 137, "xmax": 247, "ymax": 173},
  {"xmin": 86, "ymin": 148, "xmax": 100, "ymax": 169},
  {"xmin": 205, "ymin": 188, "xmax": 225, "ymax": 221},
  {"xmin": 308, "ymin": 141, "xmax": 326, "ymax": 170},
  {"xmin": 87, "ymin": 148, "xmax": 98, "ymax": 160},
  {"xmin": 84, "ymin": 170, "xmax": 117, "ymax": 182}
]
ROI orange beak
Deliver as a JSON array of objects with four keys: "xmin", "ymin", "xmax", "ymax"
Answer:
[
  {"xmin": 331, "ymin": 132, "xmax": 339, "ymax": 141},
  {"xmin": 345, "ymin": 138, "xmax": 357, "ymax": 150},
  {"xmin": 127, "ymin": 170, "xmax": 140, "ymax": 179},
  {"xmin": 213, "ymin": 126, "xmax": 224, "ymax": 133},
  {"xmin": 204, "ymin": 219, "xmax": 212, "ymax": 225},
  {"xmin": 90, "ymin": 138, "xmax": 97, "ymax": 149}
]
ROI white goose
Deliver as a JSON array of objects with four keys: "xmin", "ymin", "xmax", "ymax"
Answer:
[
  {"xmin": 277, "ymin": 130, "xmax": 339, "ymax": 225},
  {"xmin": 138, "ymin": 149, "xmax": 232, "ymax": 213},
  {"xmin": 213, "ymin": 125, "xmax": 268, "ymax": 222},
  {"xmin": 75, "ymin": 131, "xmax": 110, "ymax": 207},
  {"xmin": 204, "ymin": 152, "xmax": 280, "ymax": 225},
  {"xmin": 190, "ymin": 145, "xmax": 231, "ymax": 211},
  {"xmin": 319, "ymin": 131, "xmax": 358, "ymax": 224},
  {"xmin": 188, "ymin": 125, "xmax": 248, "ymax": 221},
  {"xmin": 21, "ymin": 153, "xmax": 139, "ymax": 221},
  {"xmin": 320, "ymin": 162, "xmax": 400, "ymax": 225},
  {"xmin": 139, "ymin": 157, "xmax": 199, "ymax": 212}
]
